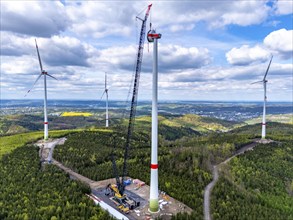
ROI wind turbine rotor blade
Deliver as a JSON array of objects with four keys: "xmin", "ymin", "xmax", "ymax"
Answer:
[
  {"xmin": 46, "ymin": 73, "xmax": 58, "ymax": 80},
  {"xmin": 263, "ymin": 55, "xmax": 273, "ymax": 81},
  {"xmin": 100, "ymin": 90, "xmax": 106, "ymax": 99},
  {"xmin": 35, "ymin": 39, "xmax": 44, "ymax": 72},
  {"xmin": 24, "ymin": 73, "xmax": 43, "ymax": 97},
  {"xmin": 251, "ymin": 80, "xmax": 263, "ymax": 85},
  {"xmin": 105, "ymin": 72, "xmax": 107, "ymax": 90}
]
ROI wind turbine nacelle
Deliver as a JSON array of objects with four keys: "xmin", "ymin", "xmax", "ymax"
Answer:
[{"xmin": 147, "ymin": 30, "xmax": 161, "ymax": 42}]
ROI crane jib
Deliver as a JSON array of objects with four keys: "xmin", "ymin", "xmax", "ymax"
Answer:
[{"xmin": 112, "ymin": 4, "xmax": 152, "ymax": 195}]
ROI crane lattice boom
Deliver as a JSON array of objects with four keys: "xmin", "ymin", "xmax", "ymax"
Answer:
[{"xmin": 115, "ymin": 4, "xmax": 152, "ymax": 195}]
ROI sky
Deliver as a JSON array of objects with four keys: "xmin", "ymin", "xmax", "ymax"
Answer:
[{"xmin": 0, "ymin": 0, "xmax": 292, "ymax": 102}]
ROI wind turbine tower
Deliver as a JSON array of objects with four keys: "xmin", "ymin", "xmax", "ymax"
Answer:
[
  {"xmin": 101, "ymin": 72, "xmax": 109, "ymax": 127},
  {"xmin": 252, "ymin": 55, "xmax": 273, "ymax": 139},
  {"xmin": 26, "ymin": 39, "xmax": 57, "ymax": 140},
  {"xmin": 147, "ymin": 29, "xmax": 162, "ymax": 213}
]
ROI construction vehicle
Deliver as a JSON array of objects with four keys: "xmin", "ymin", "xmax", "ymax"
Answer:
[
  {"xmin": 105, "ymin": 3, "xmax": 152, "ymax": 213},
  {"xmin": 106, "ymin": 183, "xmax": 139, "ymax": 212}
]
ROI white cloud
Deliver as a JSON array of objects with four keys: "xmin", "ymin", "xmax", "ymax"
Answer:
[
  {"xmin": 0, "ymin": 34, "xmax": 96, "ymax": 67},
  {"xmin": 226, "ymin": 28, "xmax": 293, "ymax": 65},
  {"xmin": 38, "ymin": 36, "xmax": 96, "ymax": 67},
  {"xmin": 226, "ymin": 45, "xmax": 270, "ymax": 65},
  {"xmin": 1, "ymin": 1, "xmax": 68, "ymax": 37},
  {"xmin": 275, "ymin": 0, "xmax": 293, "ymax": 15},
  {"xmin": 65, "ymin": 1, "xmax": 137, "ymax": 38},
  {"xmin": 0, "ymin": 32, "xmax": 34, "ymax": 56},
  {"xmin": 1, "ymin": 53, "xmax": 291, "ymax": 101},
  {"xmin": 152, "ymin": 0, "xmax": 270, "ymax": 30},
  {"xmin": 63, "ymin": 0, "xmax": 272, "ymax": 38},
  {"xmin": 264, "ymin": 28, "xmax": 293, "ymax": 58},
  {"xmin": 95, "ymin": 44, "xmax": 211, "ymax": 73},
  {"xmin": 152, "ymin": 61, "xmax": 292, "ymax": 101},
  {"xmin": 169, "ymin": 24, "xmax": 195, "ymax": 32},
  {"xmin": 211, "ymin": 1, "xmax": 269, "ymax": 28},
  {"xmin": 0, "ymin": 1, "xmax": 292, "ymax": 101},
  {"xmin": 1, "ymin": 55, "xmax": 37, "ymax": 75},
  {"xmin": 167, "ymin": 62, "xmax": 292, "ymax": 83},
  {"xmin": 160, "ymin": 45, "xmax": 211, "ymax": 70},
  {"xmin": 155, "ymin": 78, "xmax": 291, "ymax": 101}
]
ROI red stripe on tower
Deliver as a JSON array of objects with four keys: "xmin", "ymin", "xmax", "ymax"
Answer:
[
  {"xmin": 262, "ymin": 123, "xmax": 266, "ymax": 125},
  {"xmin": 44, "ymin": 122, "xmax": 48, "ymax": 124},
  {"xmin": 150, "ymin": 164, "xmax": 158, "ymax": 169},
  {"xmin": 148, "ymin": 33, "xmax": 161, "ymax": 39}
]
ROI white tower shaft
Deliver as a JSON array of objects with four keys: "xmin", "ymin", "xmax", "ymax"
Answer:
[
  {"xmin": 251, "ymin": 55, "xmax": 272, "ymax": 140},
  {"xmin": 106, "ymin": 90, "xmax": 109, "ymax": 127},
  {"xmin": 27, "ymin": 39, "xmax": 57, "ymax": 141},
  {"xmin": 261, "ymin": 82, "xmax": 266, "ymax": 139},
  {"xmin": 150, "ymin": 37, "xmax": 159, "ymax": 213},
  {"xmin": 44, "ymin": 73, "xmax": 48, "ymax": 140}
]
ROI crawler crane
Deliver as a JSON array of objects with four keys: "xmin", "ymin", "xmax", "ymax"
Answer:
[{"xmin": 105, "ymin": 4, "xmax": 152, "ymax": 213}]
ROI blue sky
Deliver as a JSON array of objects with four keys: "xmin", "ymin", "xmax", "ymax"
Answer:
[{"xmin": 0, "ymin": 0, "xmax": 292, "ymax": 101}]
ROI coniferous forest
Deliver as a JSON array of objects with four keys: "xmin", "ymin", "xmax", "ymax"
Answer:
[
  {"xmin": 211, "ymin": 140, "xmax": 293, "ymax": 220},
  {"xmin": 0, "ymin": 119, "xmax": 292, "ymax": 219},
  {"xmin": 0, "ymin": 144, "xmax": 112, "ymax": 220}
]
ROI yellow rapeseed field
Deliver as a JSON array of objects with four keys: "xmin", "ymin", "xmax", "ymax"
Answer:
[{"xmin": 61, "ymin": 112, "xmax": 93, "ymax": 117}]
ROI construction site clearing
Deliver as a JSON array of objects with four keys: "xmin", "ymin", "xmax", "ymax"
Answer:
[
  {"xmin": 57, "ymin": 163, "xmax": 193, "ymax": 220},
  {"xmin": 36, "ymin": 138, "xmax": 192, "ymax": 219},
  {"xmin": 90, "ymin": 178, "xmax": 192, "ymax": 220}
]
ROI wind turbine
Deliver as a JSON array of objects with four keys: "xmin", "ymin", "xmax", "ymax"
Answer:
[
  {"xmin": 101, "ymin": 72, "xmax": 109, "ymax": 127},
  {"xmin": 252, "ymin": 55, "xmax": 273, "ymax": 140},
  {"xmin": 25, "ymin": 39, "xmax": 57, "ymax": 140}
]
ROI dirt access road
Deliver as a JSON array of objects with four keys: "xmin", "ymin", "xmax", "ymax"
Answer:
[{"xmin": 203, "ymin": 141, "xmax": 259, "ymax": 220}]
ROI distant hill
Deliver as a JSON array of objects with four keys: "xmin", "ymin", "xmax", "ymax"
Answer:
[
  {"xmin": 0, "ymin": 114, "xmax": 107, "ymax": 135},
  {"xmin": 1, "ymin": 112, "xmax": 291, "ymax": 140},
  {"xmin": 245, "ymin": 113, "xmax": 293, "ymax": 125},
  {"xmin": 0, "ymin": 113, "xmax": 240, "ymax": 138},
  {"xmin": 166, "ymin": 114, "xmax": 239, "ymax": 132},
  {"xmin": 137, "ymin": 114, "xmax": 238, "ymax": 130},
  {"xmin": 0, "ymin": 115, "xmax": 42, "ymax": 135},
  {"xmin": 124, "ymin": 114, "xmax": 242, "ymax": 141}
]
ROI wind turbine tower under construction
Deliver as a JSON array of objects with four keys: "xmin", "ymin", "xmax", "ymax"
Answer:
[
  {"xmin": 25, "ymin": 39, "xmax": 57, "ymax": 140},
  {"xmin": 252, "ymin": 55, "xmax": 273, "ymax": 140},
  {"xmin": 147, "ymin": 28, "xmax": 162, "ymax": 213}
]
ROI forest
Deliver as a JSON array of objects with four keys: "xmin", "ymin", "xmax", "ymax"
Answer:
[
  {"xmin": 211, "ymin": 140, "xmax": 293, "ymax": 219},
  {"xmin": 0, "ymin": 144, "xmax": 112, "ymax": 220},
  {"xmin": 53, "ymin": 122, "xmax": 293, "ymax": 219},
  {"xmin": 0, "ymin": 115, "xmax": 292, "ymax": 219},
  {"xmin": 0, "ymin": 129, "xmax": 86, "ymax": 157},
  {"xmin": 52, "ymin": 122, "xmax": 264, "ymax": 219}
]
